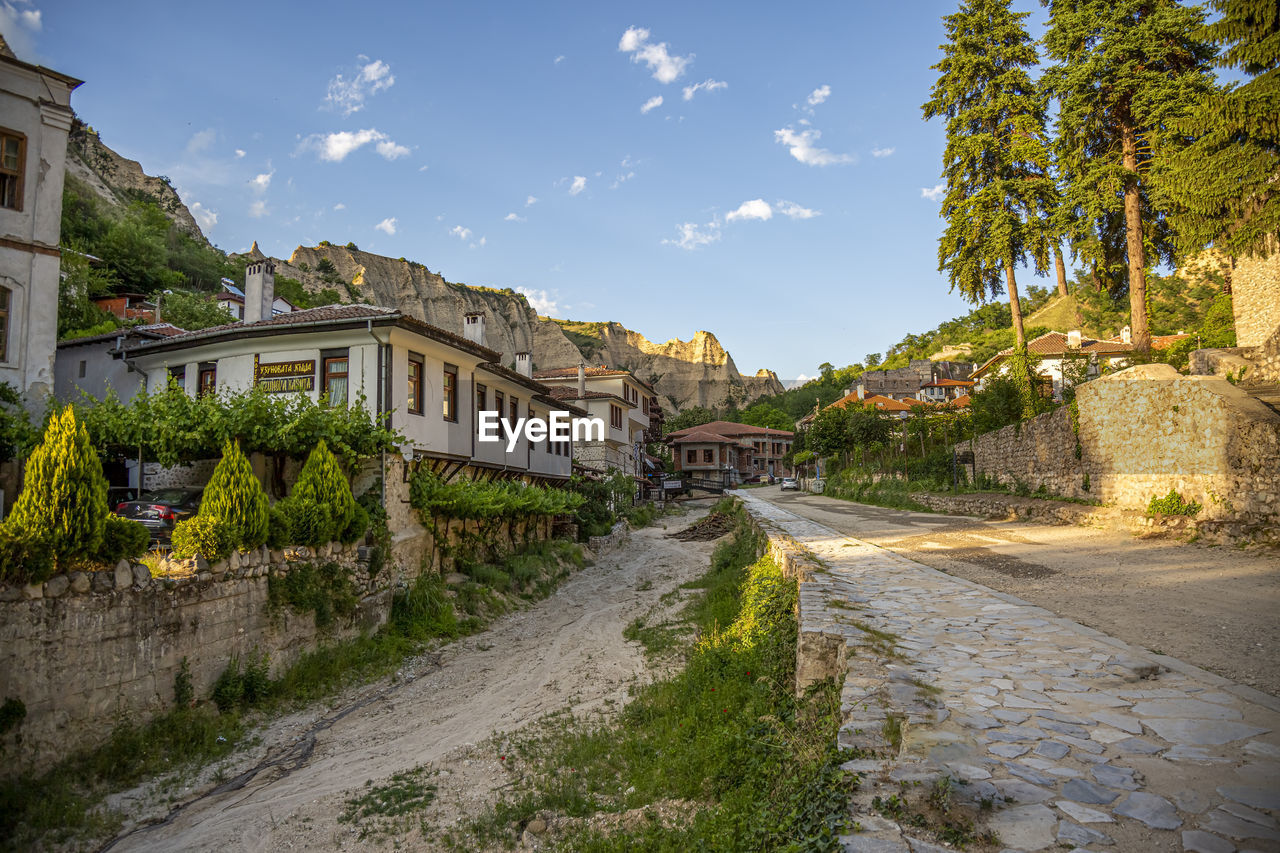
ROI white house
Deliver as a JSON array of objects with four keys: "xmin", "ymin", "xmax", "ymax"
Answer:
[
  {"xmin": 0, "ymin": 36, "xmax": 80, "ymax": 404},
  {"xmin": 534, "ymin": 365, "xmax": 654, "ymax": 478},
  {"xmin": 121, "ymin": 261, "xmax": 579, "ymax": 485},
  {"xmin": 216, "ymin": 278, "xmax": 295, "ymax": 321}
]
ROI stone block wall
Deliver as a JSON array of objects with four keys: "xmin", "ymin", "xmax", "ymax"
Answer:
[
  {"xmin": 1232, "ymin": 249, "xmax": 1280, "ymax": 349},
  {"xmin": 964, "ymin": 365, "xmax": 1280, "ymax": 526}
]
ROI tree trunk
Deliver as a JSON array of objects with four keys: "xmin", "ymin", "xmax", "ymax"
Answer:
[
  {"xmin": 1119, "ymin": 115, "xmax": 1151, "ymax": 351},
  {"xmin": 1090, "ymin": 265, "xmax": 1104, "ymax": 292},
  {"xmin": 1005, "ymin": 262, "xmax": 1026, "ymax": 349},
  {"xmin": 1054, "ymin": 245, "xmax": 1068, "ymax": 297}
]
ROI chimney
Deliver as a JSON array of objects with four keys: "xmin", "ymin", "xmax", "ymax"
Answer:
[
  {"xmin": 842, "ymin": 387, "xmax": 851, "ymax": 397},
  {"xmin": 1067, "ymin": 329, "xmax": 1082, "ymax": 349},
  {"xmin": 1120, "ymin": 325, "xmax": 1132, "ymax": 344},
  {"xmin": 243, "ymin": 258, "xmax": 275, "ymax": 323},
  {"xmin": 577, "ymin": 361, "xmax": 586, "ymax": 397},
  {"xmin": 463, "ymin": 312, "xmax": 486, "ymax": 346},
  {"xmin": 857, "ymin": 383, "xmax": 865, "ymax": 401},
  {"xmin": 515, "ymin": 351, "xmax": 532, "ymax": 378}
]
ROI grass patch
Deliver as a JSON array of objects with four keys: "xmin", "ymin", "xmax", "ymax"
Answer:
[
  {"xmin": 445, "ymin": 507, "xmax": 857, "ymax": 851},
  {"xmin": 823, "ymin": 472, "xmax": 934, "ymax": 513},
  {"xmin": 340, "ymin": 765, "xmax": 437, "ymax": 840}
]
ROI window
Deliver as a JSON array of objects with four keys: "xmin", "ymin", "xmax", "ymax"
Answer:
[
  {"xmin": 510, "ymin": 396, "xmax": 519, "ymax": 422},
  {"xmin": 407, "ymin": 352, "xmax": 424, "ymax": 415},
  {"xmin": 494, "ymin": 390, "xmax": 505, "ymax": 421},
  {"xmin": 78, "ymin": 360, "xmax": 87, "ymax": 379},
  {"xmin": 0, "ymin": 285, "xmax": 8, "ymax": 362},
  {"xmin": 686, "ymin": 449, "xmax": 696, "ymax": 464},
  {"xmin": 476, "ymin": 383, "xmax": 487, "ymax": 413},
  {"xmin": 0, "ymin": 130, "xmax": 24, "ymax": 211},
  {"xmin": 610, "ymin": 404, "xmax": 623, "ymax": 429},
  {"xmin": 323, "ymin": 353, "xmax": 349, "ymax": 405},
  {"xmin": 703, "ymin": 449, "xmax": 713, "ymax": 463},
  {"xmin": 641, "ymin": 396, "xmax": 649, "ymax": 415},
  {"xmin": 168, "ymin": 365, "xmax": 185, "ymax": 389},
  {"xmin": 198, "ymin": 363, "xmax": 217, "ymax": 398},
  {"xmin": 443, "ymin": 364, "xmax": 458, "ymax": 421}
]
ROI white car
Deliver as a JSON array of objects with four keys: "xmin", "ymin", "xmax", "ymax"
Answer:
[{"xmin": 780, "ymin": 477, "xmax": 799, "ymax": 491}]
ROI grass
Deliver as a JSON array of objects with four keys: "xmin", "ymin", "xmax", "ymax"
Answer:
[
  {"xmin": 0, "ymin": 539, "xmax": 586, "ymax": 852},
  {"xmin": 441, "ymin": 506, "xmax": 857, "ymax": 851},
  {"xmin": 822, "ymin": 473, "xmax": 934, "ymax": 513},
  {"xmin": 339, "ymin": 765, "xmax": 437, "ymax": 840}
]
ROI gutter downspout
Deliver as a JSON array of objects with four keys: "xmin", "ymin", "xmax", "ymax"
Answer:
[{"xmin": 370, "ymin": 319, "xmax": 389, "ymax": 510}]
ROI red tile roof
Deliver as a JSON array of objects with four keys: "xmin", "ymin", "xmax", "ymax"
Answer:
[
  {"xmin": 668, "ymin": 430, "xmax": 750, "ymax": 446},
  {"xmin": 534, "ymin": 366, "xmax": 632, "ymax": 379},
  {"xmin": 665, "ymin": 420, "xmax": 795, "ymax": 439}
]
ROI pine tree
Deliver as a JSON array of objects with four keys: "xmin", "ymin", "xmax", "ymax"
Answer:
[
  {"xmin": 1043, "ymin": 0, "xmax": 1218, "ymax": 350},
  {"xmin": 6, "ymin": 407, "xmax": 109, "ymax": 562},
  {"xmin": 200, "ymin": 439, "xmax": 269, "ymax": 549},
  {"xmin": 922, "ymin": 0, "xmax": 1058, "ymax": 350},
  {"xmin": 291, "ymin": 439, "xmax": 355, "ymax": 541},
  {"xmin": 1159, "ymin": 0, "xmax": 1280, "ymax": 258}
]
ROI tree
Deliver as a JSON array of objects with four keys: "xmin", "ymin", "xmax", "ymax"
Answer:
[
  {"xmin": 5, "ymin": 407, "xmax": 110, "ymax": 564},
  {"xmin": 863, "ymin": 353, "xmax": 882, "ymax": 369},
  {"xmin": 290, "ymin": 439, "xmax": 356, "ymax": 539},
  {"xmin": 808, "ymin": 405, "xmax": 852, "ymax": 459},
  {"xmin": 157, "ymin": 289, "xmax": 234, "ymax": 330},
  {"xmin": 1159, "ymin": 0, "xmax": 1280, "ymax": 258},
  {"xmin": 663, "ymin": 406, "xmax": 715, "ymax": 435},
  {"xmin": 923, "ymin": 0, "xmax": 1058, "ymax": 350},
  {"xmin": 1043, "ymin": 0, "xmax": 1218, "ymax": 350},
  {"xmin": 200, "ymin": 439, "xmax": 270, "ymax": 549},
  {"xmin": 738, "ymin": 403, "xmax": 795, "ymax": 431}
]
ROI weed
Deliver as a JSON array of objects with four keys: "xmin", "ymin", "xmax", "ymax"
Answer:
[
  {"xmin": 339, "ymin": 766, "xmax": 437, "ymax": 839},
  {"xmin": 882, "ymin": 714, "xmax": 905, "ymax": 752}
]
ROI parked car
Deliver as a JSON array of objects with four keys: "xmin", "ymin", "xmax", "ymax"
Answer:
[
  {"xmin": 780, "ymin": 477, "xmax": 799, "ymax": 491},
  {"xmin": 114, "ymin": 488, "xmax": 203, "ymax": 544}
]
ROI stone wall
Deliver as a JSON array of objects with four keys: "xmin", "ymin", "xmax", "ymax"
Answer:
[
  {"xmin": 1232, "ymin": 249, "xmax": 1280, "ymax": 349},
  {"xmin": 963, "ymin": 364, "xmax": 1280, "ymax": 526}
]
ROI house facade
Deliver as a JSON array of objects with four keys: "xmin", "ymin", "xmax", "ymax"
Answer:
[
  {"xmin": 665, "ymin": 420, "xmax": 795, "ymax": 484},
  {"xmin": 534, "ymin": 365, "xmax": 661, "ymax": 479},
  {"xmin": 0, "ymin": 38, "xmax": 80, "ymax": 404}
]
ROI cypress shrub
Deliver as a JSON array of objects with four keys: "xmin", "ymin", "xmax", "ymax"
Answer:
[
  {"xmin": 100, "ymin": 515, "xmax": 151, "ymax": 564},
  {"xmin": 339, "ymin": 503, "xmax": 370, "ymax": 545},
  {"xmin": 171, "ymin": 515, "xmax": 232, "ymax": 561},
  {"xmin": 5, "ymin": 407, "xmax": 109, "ymax": 566},
  {"xmin": 291, "ymin": 440, "xmax": 355, "ymax": 541},
  {"xmin": 0, "ymin": 527, "xmax": 54, "ymax": 585},
  {"xmin": 276, "ymin": 497, "xmax": 332, "ymax": 547},
  {"xmin": 200, "ymin": 439, "xmax": 269, "ymax": 549},
  {"xmin": 265, "ymin": 503, "xmax": 293, "ymax": 550}
]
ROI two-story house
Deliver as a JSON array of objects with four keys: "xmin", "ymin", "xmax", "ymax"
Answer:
[{"xmin": 534, "ymin": 365, "xmax": 658, "ymax": 479}]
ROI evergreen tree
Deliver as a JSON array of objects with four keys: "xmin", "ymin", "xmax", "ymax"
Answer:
[
  {"xmin": 291, "ymin": 439, "xmax": 356, "ymax": 539},
  {"xmin": 6, "ymin": 407, "xmax": 109, "ymax": 562},
  {"xmin": 1159, "ymin": 0, "xmax": 1280, "ymax": 258},
  {"xmin": 922, "ymin": 0, "xmax": 1058, "ymax": 350},
  {"xmin": 200, "ymin": 439, "xmax": 270, "ymax": 549},
  {"xmin": 1043, "ymin": 0, "xmax": 1218, "ymax": 350}
]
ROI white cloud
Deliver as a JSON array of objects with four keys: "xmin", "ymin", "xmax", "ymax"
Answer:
[
  {"xmin": 726, "ymin": 199, "xmax": 773, "ymax": 223},
  {"xmin": 618, "ymin": 26, "xmax": 692, "ymax": 84},
  {"xmin": 325, "ymin": 57, "xmax": 396, "ymax": 116},
  {"xmin": 517, "ymin": 287, "xmax": 560, "ymax": 315},
  {"xmin": 186, "ymin": 128, "xmax": 216, "ymax": 154},
  {"xmin": 777, "ymin": 200, "xmax": 820, "ymax": 219},
  {"xmin": 190, "ymin": 202, "xmax": 218, "ymax": 231},
  {"xmin": 664, "ymin": 222, "xmax": 721, "ymax": 251},
  {"xmin": 640, "ymin": 95, "xmax": 663, "ymax": 114},
  {"xmin": 609, "ymin": 171, "xmax": 636, "ymax": 190},
  {"xmin": 417, "ymin": 164, "xmax": 429, "ymax": 171},
  {"xmin": 871, "ymin": 146, "xmax": 895, "ymax": 158},
  {"xmin": 299, "ymin": 129, "xmax": 409, "ymax": 162},
  {"xmin": 333, "ymin": 202, "xmax": 346, "ymax": 210},
  {"xmin": 504, "ymin": 212, "xmax": 525, "ymax": 222},
  {"xmin": 374, "ymin": 217, "xmax": 397, "ymax": 235},
  {"xmin": 234, "ymin": 148, "xmax": 246, "ymax": 159},
  {"xmin": 773, "ymin": 127, "xmax": 854, "ymax": 166},
  {"xmin": 474, "ymin": 236, "xmax": 486, "ymax": 248},
  {"xmin": 807, "ymin": 85, "xmax": 831, "ymax": 107},
  {"xmin": 249, "ymin": 169, "xmax": 273, "ymax": 193},
  {"xmin": 526, "ymin": 195, "xmax": 538, "ymax": 207},
  {"xmin": 682, "ymin": 78, "xmax": 727, "ymax": 101},
  {"xmin": 449, "ymin": 225, "xmax": 472, "ymax": 240},
  {"xmin": 921, "ymin": 183, "xmax": 946, "ymax": 201},
  {"xmin": 569, "ymin": 176, "xmax": 586, "ymax": 196},
  {"xmin": 249, "ymin": 199, "xmax": 268, "ymax": 218},
  {"xmin": 554, "ymin": 55, "xmax": 565, "ymax": 64},
  {"xmin": 794, "ymin": 373, "xmax": 813, "ymax": 383},
  {"xmin": 0, "ymin": 2, "xmax": 40, "ymax": 57}
]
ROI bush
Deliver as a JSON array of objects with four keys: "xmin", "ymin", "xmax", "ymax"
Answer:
[
  {"xmin": 5, "ymin": 407, "xmax": 109, "ymax": 566},
  {"xmin": 99, "ymin": 515, "xmax": 150, "ymax": 564},
  {"xmin": 265, "ymin": 503, "xmax": 292, "ymax": 550},
  {"xmin": 1147, "ymin": 490, "xmax": 1202, "ymax": 517},
  {"xmin": 0, "ymin": 527, "xmax": 54, "ymax": 585},
  {"xmin": 200, "ymin": 439, "xmax": 269, "ymax": 549},
  {"xmin": 339, "ymin": 503, "xmax": 370, "ymax": 545},
  {"xmin": 276, "ymin": 497, "xmax": 332, "ymax": 547},
  {"xmin": 291, "ymin": 440, "xmax": 355, "ymax": 541},
  {"xmin": 170, "ymin": 514, "xmax": 232, "ymax": 561}
]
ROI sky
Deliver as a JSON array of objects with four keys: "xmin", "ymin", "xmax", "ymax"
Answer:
[{"xmin": 3, "ymin": 0, "xmax": 1070, "ymax": 382}]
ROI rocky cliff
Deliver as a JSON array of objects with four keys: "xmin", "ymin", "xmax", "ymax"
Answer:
[{"xmin": 257, "ymin": 244, "xmax": 782, "ymax": 411}]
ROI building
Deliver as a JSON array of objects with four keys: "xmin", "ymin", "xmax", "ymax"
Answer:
[
  {"xmin": 665, "ymin": 420, "xmax": 795, "ymax": 485},
  {"xmin": 55, "ymin": 323, "xmax": 185, "ymax": 404},
  {"xmin": 216, "ymin": 279, "xmax": 296, "ymax": 321},
  {"xmin": 534, "ymin": 364, "xmax": 661, "ymax": 479},
  {"xmin": 0, "ymin": 36, "xmax": 80, "ymax": 403},
  {"xmin": 120, "ymin": 261, "xmax": 580, "ymax": 487},
  {"xmin": 859, "ymin": 359, "xmax": 973, "ymax": 400},
  {"xmin": 971, "ymin": 328, "xmax": 1191, "ymax": 400},
  {"xmin": 918, "ymin": 378, "xmax": 974, "ymax": 404}
]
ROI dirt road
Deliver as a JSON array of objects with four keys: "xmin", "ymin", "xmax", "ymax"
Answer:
[
  {"xmin": 105, "ymin": 507, "xmax": 719, "ymax": 852},
  {"xmin": 754, "ymin": 486, "xmax": 1280, "ymax": 698}
]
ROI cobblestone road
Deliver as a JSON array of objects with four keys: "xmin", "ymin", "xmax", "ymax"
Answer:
[{"xmin": 738, "ymin": 492, "xmax": 1280, "ymax": 853}]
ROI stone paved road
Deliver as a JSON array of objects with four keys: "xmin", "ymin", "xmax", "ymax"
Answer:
[
  {"xmin": 756, "ymin": 486, "xmax": 1280, "ymax": 698},
  {"xmin": 738, "ymin": 491, "xmax": 1280, "ymax": 853}
]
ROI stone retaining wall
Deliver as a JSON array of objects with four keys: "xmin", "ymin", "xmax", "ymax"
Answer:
[{"xmin": 962, "ymin": 365, "xmax": 1280, "ymax": 527}]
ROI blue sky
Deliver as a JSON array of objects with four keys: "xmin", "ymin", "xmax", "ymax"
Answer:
[{"xmin": 5, "ymin": 0, "xmax": 1067, "ymax": 381}]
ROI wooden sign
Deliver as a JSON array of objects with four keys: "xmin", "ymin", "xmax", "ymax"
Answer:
[
  {"xmin": 258, "ymin": 376, "xmax": 316, "ymax": 393},
  {"xmin": 255, "ymin": 356, "xmax": 316, "ymax": 381}
]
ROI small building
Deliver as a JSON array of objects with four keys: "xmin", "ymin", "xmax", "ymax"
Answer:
[
  {"xmin": 0, "ymin": 36, "xmax": 81, "ymax": 403},
  {"xmin": 534, "ymin": 364, "xmax": 660, "ymax": 480},
  {"xmin": 216, "ymin": 278, "xmax": 295, "ymax": 321},
  {"xmin": 859, "ymin": 359, "xmax": 973, "ymax": 400},
  {"xmin": 665, "ymin": 420, "xmax": 795, "ymax": 483},
  {"xmin": 919, "ymin": 378, "xmax": 974, "ymax": 404},
  {"xmin": 55, "ymin": 323, "xmax": 185, "ymax": 404},
  {"xmin": 91, "ymin": 292, "xmax": 156, "ymax": 323}
]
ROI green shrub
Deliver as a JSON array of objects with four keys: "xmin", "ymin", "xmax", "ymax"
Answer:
[
  {"xmin": 265, "ymin": 503, "xmax": 292, "ymax": 549},
  {"xmin": 200, "ymin": 439, "xmax": 269, "ymax": 549},
  {"xmin": 5, "ymin": 407, "xmax": 109, "ymax": 566},
  {"xmin": 1147, "ymin": 490, "xmax": 1202, "ymax": 517},
  {"xmin": 99, "ymin": 515, "xmax": 150, "ymax": 564},
  {"xmin": 170, "ymin": 514, "xmax": 232, "ymax": 561},
  {"xmin": 339, "ymin": 503, "xmax": 370, "ymax": 545},
  {"xmin": 0, "ymin": 527, "xmax": 54, "ymax": 585},
  {"xmin": 276, "ymin": 497, "xmax": 332, "ymax": 547},
  {"xmin": 291, "ymin": 440, "xmax": 355, "ymax": 541}
]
